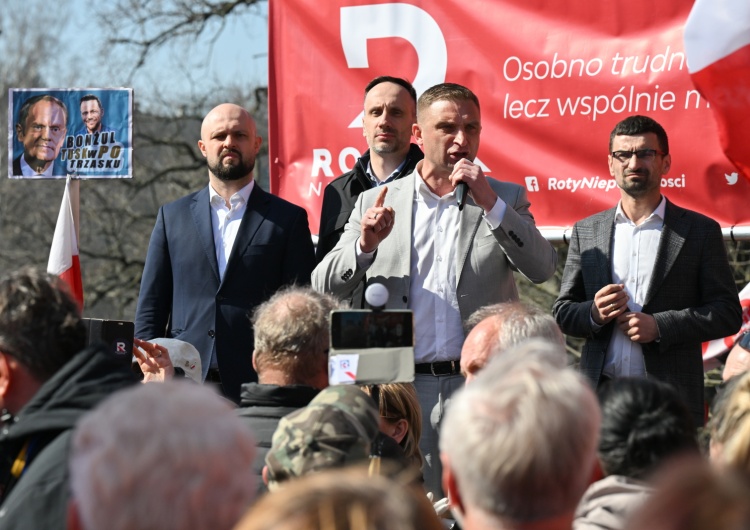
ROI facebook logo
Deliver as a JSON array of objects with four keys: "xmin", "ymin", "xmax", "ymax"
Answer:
[{"xmin": 525, "ymin": 176, "xmax": 539, "ymax": 192}]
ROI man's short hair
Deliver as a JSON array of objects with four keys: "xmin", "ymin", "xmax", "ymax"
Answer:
[
  {"xmin": 466, "ymin": 301, "xmax": 565, "ymax": 354},
  {"xmin": 0, "ymin": 267, "xmax": 85, "ymax": 381},
  {"xmin": 417, "ymin": 82, "xmax": 479, "ymax": 119},
  {"xmin": 609, "ymin": 115, "xmax": 669, "ymax": 154},
  {"xmin": 70, "ymin": 382, "xmax": 257, "ymax": 530},
  {"xmin": 79, "ymin": 94, "xmax": 103, "ymax": 109},
  {"xmin": 441, "ymin": 340, "xmax": 600, "ymax": 523},
  {"xmin": 364, "ymin": 76, "xmax": 417, "ymax": 103},
  {"xmin": 252, "ymin": 286, "xmax": 340, "ymax": 384},
  {"xmin": 16, "ymin": 94, "xmax": 69, "ymax": 134},
  {"xmin": 597, "ymin": 378, "xmax": 697, "ymax": 479}
]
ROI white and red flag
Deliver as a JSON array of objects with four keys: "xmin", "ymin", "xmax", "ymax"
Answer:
[
  {"xmin": 47, "ymin": 177, "xmax": 84, "ymax": 311},
  {"xmin": 684, "ymin": 0, "xmax": 750, "ymax": 181}
]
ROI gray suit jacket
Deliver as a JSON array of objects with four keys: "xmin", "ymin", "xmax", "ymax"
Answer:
[
  {"xmin": 312, "ymin": 170, "xmax": 557, "ymax": 320},
  {"xmin": 553, "ymin": 199, "xmax": 742, "ymax": 425}
]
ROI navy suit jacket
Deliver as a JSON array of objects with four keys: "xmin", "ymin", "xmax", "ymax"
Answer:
[
  {"xmin": 553, "ymin": 199, "xmax": 742, "ymax": 426},
  {"xmin": 135, "ymin": 184, "xmax": 316, "ymax": 402}
]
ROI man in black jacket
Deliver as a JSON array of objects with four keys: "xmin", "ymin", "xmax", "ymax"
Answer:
[
  {"xmin": 316, "ymin": 76, "xmax": 423, "ymax": 264},
  {"xmin": 237, "ymin": 286, "xmax": 339, "ymax": 495},
  {"xmin": 0, "ymin": 268, "xmax": 137, "ymax": 528}
]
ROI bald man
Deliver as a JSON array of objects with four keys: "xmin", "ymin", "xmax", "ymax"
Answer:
[{"xmin": 135, "ymin": 103, "xmax": 316, "ymax": 403}]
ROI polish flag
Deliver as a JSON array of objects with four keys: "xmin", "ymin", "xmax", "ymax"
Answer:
[
  {"xmin": 684, "ymin": 0, "xmax": 750, "ymax": 180},
  {"xmin": 702, "ymin": 281, "xmax": 750, "ymax": 362},
  {"xmin": 47, "ymin": 177, "xmax": 84, "ymax": 312}
]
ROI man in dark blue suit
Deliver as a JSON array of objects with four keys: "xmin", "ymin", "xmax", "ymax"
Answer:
[{"xmin": 135, "ymin": 103, "xmax": 316, "ymax": 403}]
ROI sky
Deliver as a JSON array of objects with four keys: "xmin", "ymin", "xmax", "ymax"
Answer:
[{"xmin": 41, "ymin": 0, "xmax": 269, "ymax": 108}]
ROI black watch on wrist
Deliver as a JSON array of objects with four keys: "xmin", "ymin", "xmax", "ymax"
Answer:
[{"xmin": 737, "ymin": 330, "xmax": 750, "ymax": 352}]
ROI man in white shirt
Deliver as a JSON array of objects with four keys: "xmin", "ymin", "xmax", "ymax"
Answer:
[
  {"xmin": 554, "ymin": 114, "xmax": 742, "ymax": 427},
  {"xmin": 135, "ymin": 104, "xmax": 316, "ymax": 404},
  {"xmin": 312, "ymin": 83, "xmax": 557, "ymax": 496}
]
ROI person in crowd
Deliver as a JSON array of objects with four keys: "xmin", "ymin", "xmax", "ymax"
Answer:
[
  {"xmin": 316, "ymin": 76, "xmax": 423, "ymax": 264},
  {"xmin": 723, "ymin": 331, "xmax": 750, "ymax": 382},
  {"xmin": 709, "ymin": 370, "xmax": 750, "ymax": 471},
  {"xmin": 624, "ymin": 457, "xmax": 750, "ymax": 530},
  {"xmin": 553, "ymin": 114, "xmax": 742, "ymax": 427},
  {"xmin": 461, "ymin": 301, "xmax": 566, "ymax": 383},
  {"xmin": 234, "ymin": 466, "xmax": 444, "ymax": 530},
  {"xmin": 75, "ymin": 94, "xmax": 114, "ymax": 136},
  {"xmin": 574, "ymin": 378, "xmax": 698, "ymax": 530},
  {"xmin": 440, "ymin": 340, "xmax": 600, "ymax": 530},
  {"xmin": 12, "ymin": 94, "xmax": 68, "ymax": 177},
  {"xmin": 0, "ymin": 268, "xmax": 136, "ymax": 528},
  {"xmin": 132, "ymin": 337, "xmax": 202, "ymax": 383},
  {"xmin": 135, "ymin": 103, "xmax": 316, "ymax": 403},
  {"xmin": 263, "ymin": 385, "xmax": 380, "ymax": 488},
  {"xmin": 361, "ymin": 382, "xmax": 423, "ymax": 471},
  {"xmin": 67, "ymin": 382, "xmax": 257, "ymax": 530},
  {"xmin": 236, "ymin": 286, "xmax": 339, "ymax": 494},
  {"xmin": 313, "ymin": 82, "xmax": 557, "ymax": 496}
]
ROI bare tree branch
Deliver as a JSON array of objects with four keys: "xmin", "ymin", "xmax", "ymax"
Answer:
[{"xmin": 97, "ymin": 0, "xmax": 267, "ymax": 78}]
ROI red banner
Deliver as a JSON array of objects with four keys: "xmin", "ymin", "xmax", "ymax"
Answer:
[{"xmin": 269, "ymin": 0, "xmax": 750, "ymax": 236}]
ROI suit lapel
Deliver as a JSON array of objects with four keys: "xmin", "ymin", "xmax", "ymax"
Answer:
[
  {"xmin": 645, "ymin": 200, "xmax": 687, "ymax": 305},
  {"xmin": 222, "ymin": 184, "xmax": 270, "ymax": 286},
  {"xmin": 190, "ymin": 187, "xmax": 221, "ymax": 284},
  {"xmin": 388, "ymin": 175, "xmax": 416, "ymax": 277},
  {"xmin": 456, "ymin": 196, "xmax": 483, "ymax": 281},
  {"xmin": 594, "ymin": 209, "xmax": 616, "ymax": 284}
]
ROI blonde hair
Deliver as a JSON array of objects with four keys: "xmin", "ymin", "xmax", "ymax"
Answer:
[
  {"xmin": 361, "ymin": 383, "xmax": 423, "ymax": 469},
  {"xmin": 712, "ymin": 371, "xmax": 750, "ymax": 471},
  {"xmin": 234, "ymin": 466, "xmax": 442, "ymax": 530}
]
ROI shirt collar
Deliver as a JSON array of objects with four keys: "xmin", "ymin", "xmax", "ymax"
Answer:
[
  {"xmin": 366, "ymin": 157, "xmax": 408, "ymax": 186},
  {"xmin": 209, "ymin": 180, "xmax": 254, "ymax": 209},
  {"xmin": 615, "ymin": 195, "xmax": 666, "ymax": 225}
]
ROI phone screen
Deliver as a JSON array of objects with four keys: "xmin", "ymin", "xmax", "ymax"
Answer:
[{"xmin": 330, "ymin": 310, "xmax": 413, "ymax": 349}]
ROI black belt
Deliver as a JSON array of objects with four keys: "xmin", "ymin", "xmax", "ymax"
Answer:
[
  {"xmin": 206, "ymin": 368, "xmax": 222, "ymax": 383},
  {"xmin": 415, "ymin": 360, "xmax": 461, "ymax": 376}
]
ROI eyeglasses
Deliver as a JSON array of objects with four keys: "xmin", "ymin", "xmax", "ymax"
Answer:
[{"xmin": 611, "ymin": 149, "xmax": 666, "ymax": 163}]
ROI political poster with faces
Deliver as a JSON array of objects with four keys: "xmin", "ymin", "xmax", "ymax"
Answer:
[{"xmin": 8, "ymin": 88, "xmax": 133, "ymax": 179}]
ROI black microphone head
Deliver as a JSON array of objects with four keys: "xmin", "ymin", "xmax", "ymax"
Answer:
[{"xmin": 456, "ymin": 182, "xmax": 468, "ymax": 211}]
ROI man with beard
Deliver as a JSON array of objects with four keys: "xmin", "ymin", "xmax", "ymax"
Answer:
[
  {"xmin": 554, "ymin": 115, "xmax": 741, "ymax": 427},
  {"xmin": 135, "ymin": 103, "xmax": 316, "ymax": 403}
]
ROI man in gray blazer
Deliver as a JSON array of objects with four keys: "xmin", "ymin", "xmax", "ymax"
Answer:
[
  {"xmin": 553, "ymin": 115, "xmax": 741, "ymax": 428},
  {"xmin": 313, "ymin": 83, "xmax": 557, "ymax": 496}
]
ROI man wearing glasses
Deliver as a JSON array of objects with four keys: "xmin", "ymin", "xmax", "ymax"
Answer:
[{"xmin": 554, "ymin": 115, "xmax": 741, "ymax": 428}]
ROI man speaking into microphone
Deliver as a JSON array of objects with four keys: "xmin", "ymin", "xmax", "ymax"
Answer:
[{"xmin": 312, "ymin": 82, "xmax": 556, "ymax": 496}]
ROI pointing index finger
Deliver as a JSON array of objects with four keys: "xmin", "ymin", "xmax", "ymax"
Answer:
[{"xmin": 373, "ymin": 186, "xmax": 388, "ymax": 208}]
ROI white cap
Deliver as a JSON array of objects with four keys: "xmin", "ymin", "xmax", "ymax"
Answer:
[{"xmin": 149, "ymin": 338, "xmax": 202, "ymax": 383}]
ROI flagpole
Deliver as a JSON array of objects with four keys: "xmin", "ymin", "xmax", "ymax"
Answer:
[{"xmin": 68, "ymin": 174, "xmax": 80, "ymax": 247}]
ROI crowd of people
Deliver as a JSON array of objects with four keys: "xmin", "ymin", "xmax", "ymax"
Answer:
[{"xmin": 0, "ymin": 76, "xmax": 748, "ymax": 530}]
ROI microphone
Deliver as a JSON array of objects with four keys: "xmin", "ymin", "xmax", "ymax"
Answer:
[
  {"xmin": 365, "ymin": 283, "xmax": 389, "ymax": 311},
  {"xmin": 456, "ymin": 182, "xmax": 468, "ymax": 211}
]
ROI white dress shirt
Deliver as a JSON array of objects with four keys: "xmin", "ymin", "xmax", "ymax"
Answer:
[
  {"xmin": 209, "ymin": 181, "xmax": 254, "ymax": 280},
  {"xmin": 602, "ymin": 196, "xmax": 666, "ymax": 378},
  {"xmin": 356, "ymin": 169, "xmax": 507, "ymax": 363}
]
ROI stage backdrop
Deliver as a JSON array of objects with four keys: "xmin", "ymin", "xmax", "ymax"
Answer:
[{"xmin": 269, "ymin": 0, "xmax": 750, "ymax": 237}]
